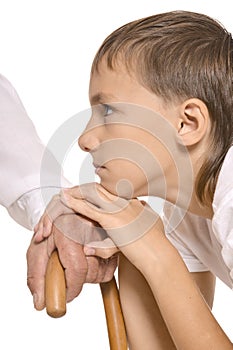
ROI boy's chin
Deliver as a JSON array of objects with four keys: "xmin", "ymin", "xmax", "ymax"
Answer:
[{"xmin": 100, "ymin": 179, "xmax": 138, "ymax": 199}]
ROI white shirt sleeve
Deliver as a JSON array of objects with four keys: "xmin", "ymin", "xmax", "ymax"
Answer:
[
  {"xmin": 7, "ymin": 188, "xmax": 49, "ymax": 229},
  {"xmin": 0, "ymin": 73, "xmax": 70, "ymax": 230},
  {"xmin": 212, "ymin": 147, "xmax": 233, "ymax": 280},
  {"xmin": 162, "ymin": 202, "xmax": 210, "ymax": 273}
]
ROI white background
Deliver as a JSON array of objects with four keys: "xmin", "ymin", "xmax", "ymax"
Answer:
[{"xmin": 0, "ymin": 1, "xmax": 232, "ymax": 349}]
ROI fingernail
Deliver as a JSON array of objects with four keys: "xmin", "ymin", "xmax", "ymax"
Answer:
[{"xmin": 33, "ymin": 293, "xmax": 38, "ymax": 308}]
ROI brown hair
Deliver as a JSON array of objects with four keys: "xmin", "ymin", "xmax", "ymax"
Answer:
[{"xmin": 91, "ymin": 11, "xmax": 233, "ymax": 205}]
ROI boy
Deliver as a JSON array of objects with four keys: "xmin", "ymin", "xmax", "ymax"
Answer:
[{"xmin": 36, "ymin": 11, "xmax": 233, "ymax": 349}]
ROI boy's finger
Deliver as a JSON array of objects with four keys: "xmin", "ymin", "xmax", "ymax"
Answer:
[
  {"xmin": 84, "ymin": 238, "xmax": 119, "ymax": 259},
  {"xmin": 64, "ymin": 183, "xmax": 127, "ymax": 213},
  {"xmin": 62, "ymin": 193, "xmax": 101, "ymax": 221}
]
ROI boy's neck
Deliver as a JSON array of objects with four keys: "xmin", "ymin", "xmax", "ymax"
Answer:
[{"xmin": 164, "ymin": 164, "xmax": 214, "ymax": 220}]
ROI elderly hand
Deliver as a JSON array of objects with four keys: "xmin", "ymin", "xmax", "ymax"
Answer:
[
  {"xmin": 27, "ymin": 213, "xmax": 118, "ymax": 310},
  {"xmin": 33, "ymin": 194, "xmax": 74, "ymax": 242}
]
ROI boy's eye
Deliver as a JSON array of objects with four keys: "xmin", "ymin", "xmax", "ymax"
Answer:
[{"xmin": 103, "ymin": 104, "xmax": 113, "ymax": 116}]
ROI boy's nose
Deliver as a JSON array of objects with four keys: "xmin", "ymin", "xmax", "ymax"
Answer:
[{"xmin": 78, "ymin": 130, "xmax": 100, "ymax": 152}]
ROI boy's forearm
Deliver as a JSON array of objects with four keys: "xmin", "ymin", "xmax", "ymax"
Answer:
[{"xmin": 121, "ymin": 228, "xmax": 233, "ymax": 350}]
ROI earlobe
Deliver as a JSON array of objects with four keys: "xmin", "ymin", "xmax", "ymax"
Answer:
[{"xmin": 177, "ymin": 99, "xmax": 209, "ymax": 146}]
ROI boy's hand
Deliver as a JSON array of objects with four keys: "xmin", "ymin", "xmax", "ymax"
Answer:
[{"xmin": 62, "ymin": 182, "xmax": 160, "ymax": 248}]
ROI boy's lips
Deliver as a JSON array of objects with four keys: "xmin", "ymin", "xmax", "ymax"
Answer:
[{"xmin": 93, "ymin": 162, "xmax": 106, "ymax": 174}]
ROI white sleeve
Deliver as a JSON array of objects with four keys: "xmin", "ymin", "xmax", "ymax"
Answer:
[
  {"xmin": 162, "ymin": 202, "xmax": 209, "ymax": 273},
  {"xmin": 212, "ymin": 147, "xmax": 233, "ymax": 280},
  {"xmin": 0, "ymin": 74, "xmax": 70, "ymax": 229},
  {"xmin": 212, "ymin": 191, "xmax": 233, "ymax": 279},
  {"xmin": 7, "ymin": 188, "xmax": 48, "ymax": 230}
]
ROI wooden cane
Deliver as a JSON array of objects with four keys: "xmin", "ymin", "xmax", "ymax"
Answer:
[
  {"xmin": 45, "ymin": 250, "xmax": 66, "ymax": 318},
  {"xmin": 100, "ymin": 278, "xmax": 128, "ymax": 350},
  {"xmin": 45, "ymin": 250, "xmax": 128, "ymax": 349}
]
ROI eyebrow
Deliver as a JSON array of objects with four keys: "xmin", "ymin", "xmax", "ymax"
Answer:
[{"xmin": 89, "ymin": 92, "xmax": 116, "ymax": 105}]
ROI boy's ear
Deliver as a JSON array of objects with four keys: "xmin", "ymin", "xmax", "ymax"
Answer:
[{"xmin": 177, "ymin": 98, "xmax": 209, "ymax": 146}]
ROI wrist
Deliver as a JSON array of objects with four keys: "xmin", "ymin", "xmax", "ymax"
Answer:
[
  {"xmin": 107, "ymin": 203, "xmax": 160, "ymax": 248},
  {"xmin": 120, "ymin": 223, "xmax": 165, "ymax": 270}
]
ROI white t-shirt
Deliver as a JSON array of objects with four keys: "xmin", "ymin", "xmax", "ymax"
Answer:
[
  {"xmin": 163, "ymin": 146, "xmax": 233, "ymax": 288},
  {"xmin": 0, "ymin": 74, "xmax": 69, "ymax": 229}
]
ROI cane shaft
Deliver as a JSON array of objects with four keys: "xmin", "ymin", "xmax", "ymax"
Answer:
[{"xmin": 100, "ymin": 278, "xmax": 127, "ymax": 350}]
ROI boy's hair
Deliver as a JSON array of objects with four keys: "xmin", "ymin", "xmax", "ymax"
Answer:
[{"xmin": 91, "ymin": 10, "xmax": 233, "ymax": 205}]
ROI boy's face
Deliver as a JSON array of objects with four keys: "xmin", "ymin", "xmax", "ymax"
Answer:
[{"xmin": 79, "ymin": 60, "xmax": 190, "ymax": 199}]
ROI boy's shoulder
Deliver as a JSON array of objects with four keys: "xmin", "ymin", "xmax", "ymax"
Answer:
[{"xmin": 213, "ymin": 146, "xmax": 233, "ymax": 210}]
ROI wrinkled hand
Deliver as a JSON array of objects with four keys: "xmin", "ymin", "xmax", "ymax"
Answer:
[
  {"xmin": 27, "ymin": 214, "xmax": 118, "ymax": 310},
  {"xmin": 33, "ymin": 194, "xmax": 74, "ymax": 242}
]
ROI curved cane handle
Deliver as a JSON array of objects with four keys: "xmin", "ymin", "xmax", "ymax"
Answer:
[{"xmin": 45, "ymin": 250, "xmax": 66, "ymax": 318}]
